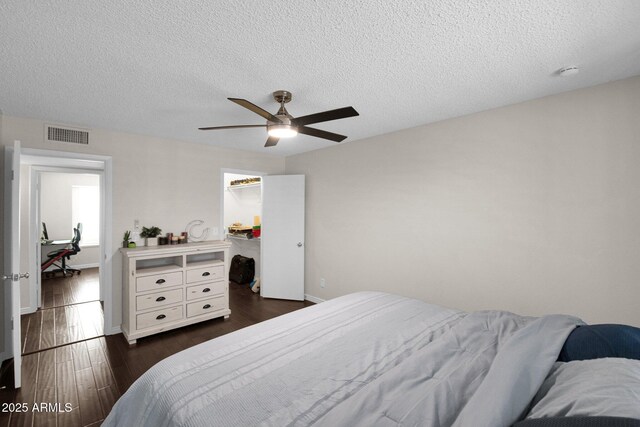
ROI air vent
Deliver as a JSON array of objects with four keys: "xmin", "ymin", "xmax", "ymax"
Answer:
[{"xmin": 45, "ymin": 125, "xmax": 90, "ymax": 145}]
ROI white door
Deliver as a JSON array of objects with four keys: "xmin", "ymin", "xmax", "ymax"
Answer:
[
  {"xmin": 3, "ymin": 140, "xmax": 25, "ymax": 388},
  {"xmin": 261, "ymin": 175, "xmax": 305, "ymax": 300}
]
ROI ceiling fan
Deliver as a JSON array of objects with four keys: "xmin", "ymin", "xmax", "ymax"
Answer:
[{"xmin": 199, "ymin": 90, "xmax": 359, "ymax": 147}]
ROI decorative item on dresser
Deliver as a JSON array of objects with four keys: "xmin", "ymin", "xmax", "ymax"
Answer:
[
  {"xmin": 140, "ymin": 225, "xmax": 162, "ymax": 246},
  {"xmin": 185, "ymin": 219, "xmax": 210, "ymax": 242},
  {"xmin": 122, "ymin": 230, "xmax": 131, "ymax": 248},
  {"xmin": 120, "ymin": 240, "xmax": 232, "ymax": 344}
]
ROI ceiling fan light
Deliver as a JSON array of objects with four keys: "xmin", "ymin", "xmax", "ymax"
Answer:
[{"xmin": 267, "ymin": 124, "xmax": 298, "ymax": 138}]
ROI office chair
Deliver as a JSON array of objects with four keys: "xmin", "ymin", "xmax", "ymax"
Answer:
[{"xmin": 41, "ymin": 223, "xmax": 83, "ymax": 277}]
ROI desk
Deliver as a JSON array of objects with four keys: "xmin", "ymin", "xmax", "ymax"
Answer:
[
  {"xmin": 41, "ymin": 240, "xmax": 71, "ymax": 261},
  {"xmin": 42, "ymin": 239, "xmax": 71, "ymax": 246}
]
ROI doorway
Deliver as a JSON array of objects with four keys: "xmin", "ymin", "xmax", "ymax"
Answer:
[
  {"xmin": 221, "ymin": 170, "xmax": 264, "ymax": 289},
  {"xmin": 18, "ymin": 150, "xmax": 113, "ymax": 352},
  {"xmin": 220, "ymin": 169, "xmax": 306, "ymax": 301},
  {"xmin": 22, "ymin": 168, "xmax": 103, "ymax": 353}
]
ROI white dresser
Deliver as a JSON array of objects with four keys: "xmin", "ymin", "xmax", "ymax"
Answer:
[{"xmin": 120, "ymin": 240, "xmax": 232, "ymax": 344}]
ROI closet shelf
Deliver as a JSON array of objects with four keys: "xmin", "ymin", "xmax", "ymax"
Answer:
[
  {"xmin": 227, "ymin": 183, "xmax": 261, "ymax": 191},
  {"xmin": 226, "ymin": 234, "xmax": 260, "ymax": 242}
]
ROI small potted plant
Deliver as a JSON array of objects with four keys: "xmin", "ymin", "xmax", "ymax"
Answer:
[
  {"xmin": 141, "ymin": 226, "xmax": 162, "ymax": 246},
  {"xmin": 123, "ymin": 230, "xmax": 131, "ymax": 248}
]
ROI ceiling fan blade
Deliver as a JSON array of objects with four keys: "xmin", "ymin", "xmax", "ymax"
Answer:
[
  {"xmin": 298, "ymin": 126, "xmax": 347, "ymax": 142},
  {"xmin": 228, "ymin": 98, "xmax": 282, "ymax": 123},
  {"xmin": 293, "ymin": 106, "xmax": 359, "ymax": 127},
  {"xmin": 198, "ymin": 124, "xmax": 267, "ymax": 131},
  {"xmin": 264, "ymin": 136, "xmax": 279, "ymax": 147}
]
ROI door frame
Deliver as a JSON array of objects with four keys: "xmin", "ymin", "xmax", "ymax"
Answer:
[
  {"xmin": 3, "ymin": 141, "xmax": 22, "ymax": 386},
  {"xmin": 18, "ymin": 148, "xmax": 114, "ymax": 334},
  {"xmin": 27, "ymin": 166, "xmax": 104, "ymax": 313}
]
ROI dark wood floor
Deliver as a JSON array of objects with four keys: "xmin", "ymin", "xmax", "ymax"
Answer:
[
  {"xmin": 41, "ymin": 269, "xmax": 100, "ymax": 309},
  {"xmin": 21, "ymin": 301, "xmax": 104, "ymax": 355},
  {"xmin": 0, "ymin": 282, "xmax": 313, "ymax": 427},
  {"xmin": 21, "ymin": 268, "xmax": 103, "ymax": 354}
]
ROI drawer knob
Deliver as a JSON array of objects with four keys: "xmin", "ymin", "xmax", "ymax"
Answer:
[
  {"xmin": 156, "ymin": 296, "xmax": 166, "ymax": 302},
  {"xmin": 203, "ymin": 304, "xmax": 211, "ymax": 309},
  {"xmin": 202, "ymin": 271, "xmax": 211, "ymax": 277},
  {"xmin": 156, "ymin": 279, "xmax": 166, "ymax": 284},
  {"xmin": 202, "ymin": 288, "xmax": 211, "ymax": 293},
  {"xmin": 156, "ymin": 314, "xmax": 166, "ymax": 320}
]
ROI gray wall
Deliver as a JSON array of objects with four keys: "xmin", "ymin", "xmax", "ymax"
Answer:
[{"xmin": 286, "ymin": 75, "xmax": 640, "ymax": 326}]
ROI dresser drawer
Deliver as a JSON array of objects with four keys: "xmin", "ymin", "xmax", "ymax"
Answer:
[
  {"xmin": 186, "ymin": 265, "xmax": 224, "ymax": 284},
  {"xmin": 186, "ymin": 296, "xmax": 226, "ymax": 318},
  {"xmin": 136, "ymin": 288, "xmax": 183, "ymax": 311},
  {"xmin": 186, "ymin": 281, "xmax": 226, "ymax": 301},
  {"xmin": 136, "ymin": 305, "xmax": 183, "ymax": 330},
  {"xmin": 136, "ymin": 271, "xmax": 183, "ymax": 293}
]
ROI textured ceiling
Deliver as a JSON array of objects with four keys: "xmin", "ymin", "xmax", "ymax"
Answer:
[{"xmin": 1, "ymin": 1, "xmax": 640, "ymax": 156}]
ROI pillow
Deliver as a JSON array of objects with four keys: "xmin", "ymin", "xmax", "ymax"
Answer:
[
  {"xmin": 513, "ymin": 417, "xmax": 640, "ymax": 426},
  {"xmin": 558, "ymin": 324, "xmax": 640, "ymax": 362},
  {"xmin": 526, "ymin": 358, "xmax": 640, "ymax": 420}
]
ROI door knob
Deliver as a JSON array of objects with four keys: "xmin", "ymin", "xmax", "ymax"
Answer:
[{"xmin": 297, "ymin": 242, "xmax": 303, "ymax": 247}]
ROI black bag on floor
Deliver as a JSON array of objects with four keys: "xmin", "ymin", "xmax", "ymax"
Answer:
[{"xmin": 229, "ymin": 255, "xmax": 255, "ymax": 284}]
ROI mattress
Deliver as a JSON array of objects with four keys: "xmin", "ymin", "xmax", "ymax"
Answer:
[{"xmin": 103, "ymin": 292, "xmax": 582, "ymax": 427}]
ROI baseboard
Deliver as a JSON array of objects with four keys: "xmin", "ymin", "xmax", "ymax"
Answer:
[
  {"xmin": 0, "ymin": 351, "xmax": 7, "ymax": 364},
  {"xmin": 105, "ymin": 325, "xmax": 122, "ymax": 336},
  {"xmin": 43, "ymin": 262, "xmax": 99, "ymax": 273},
  {"xmin": 304, "ymin": 294, "xmax": 325, "ymax": 304},
  {"xmin": 21, "ymin": 306, "xmax": 37, "ymax": 315},
  {"xmin": 73, "ymin": 263, "xmax": 100, "ymax": 270}
]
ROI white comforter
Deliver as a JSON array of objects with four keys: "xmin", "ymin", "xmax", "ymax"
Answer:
[{"xmin": 103, "ymin": 292, "xmax": 580, "ymax": 427}]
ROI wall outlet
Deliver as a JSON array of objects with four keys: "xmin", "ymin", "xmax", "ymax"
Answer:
[{"xmin": 320, "ymin": 278, "xmax": 326, "ymax": 288}]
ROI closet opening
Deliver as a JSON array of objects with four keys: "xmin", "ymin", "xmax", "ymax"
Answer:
[
  {"xmin": 220, "ymin": 169, "xmax": 305, "ymax": 302},
  {"xmin": 222, "ymin": 171, "xmax": 263, "ymax": 293}
]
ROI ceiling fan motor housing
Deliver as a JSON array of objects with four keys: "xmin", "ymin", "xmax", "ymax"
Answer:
[
  {"xmin": 268, "ymin": 116, "xmax": 293, "ymax": 126},
  {"xmin": 273, "ymin": 90, "xmax": 292, "ymax": 104},
  {"xmin": 269, "ymin": 91, "xmax": 296, "ymax": 137}
]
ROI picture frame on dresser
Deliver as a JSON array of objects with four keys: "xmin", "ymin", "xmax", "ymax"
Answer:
[{"xmin": 120, "ymin": 240, "xmax": 232, "ymax": 344}]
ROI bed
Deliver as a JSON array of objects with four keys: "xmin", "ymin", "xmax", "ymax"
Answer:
[{"xmin": 103, "ymin": 292, "xmax": 640, "ymax": 427}]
